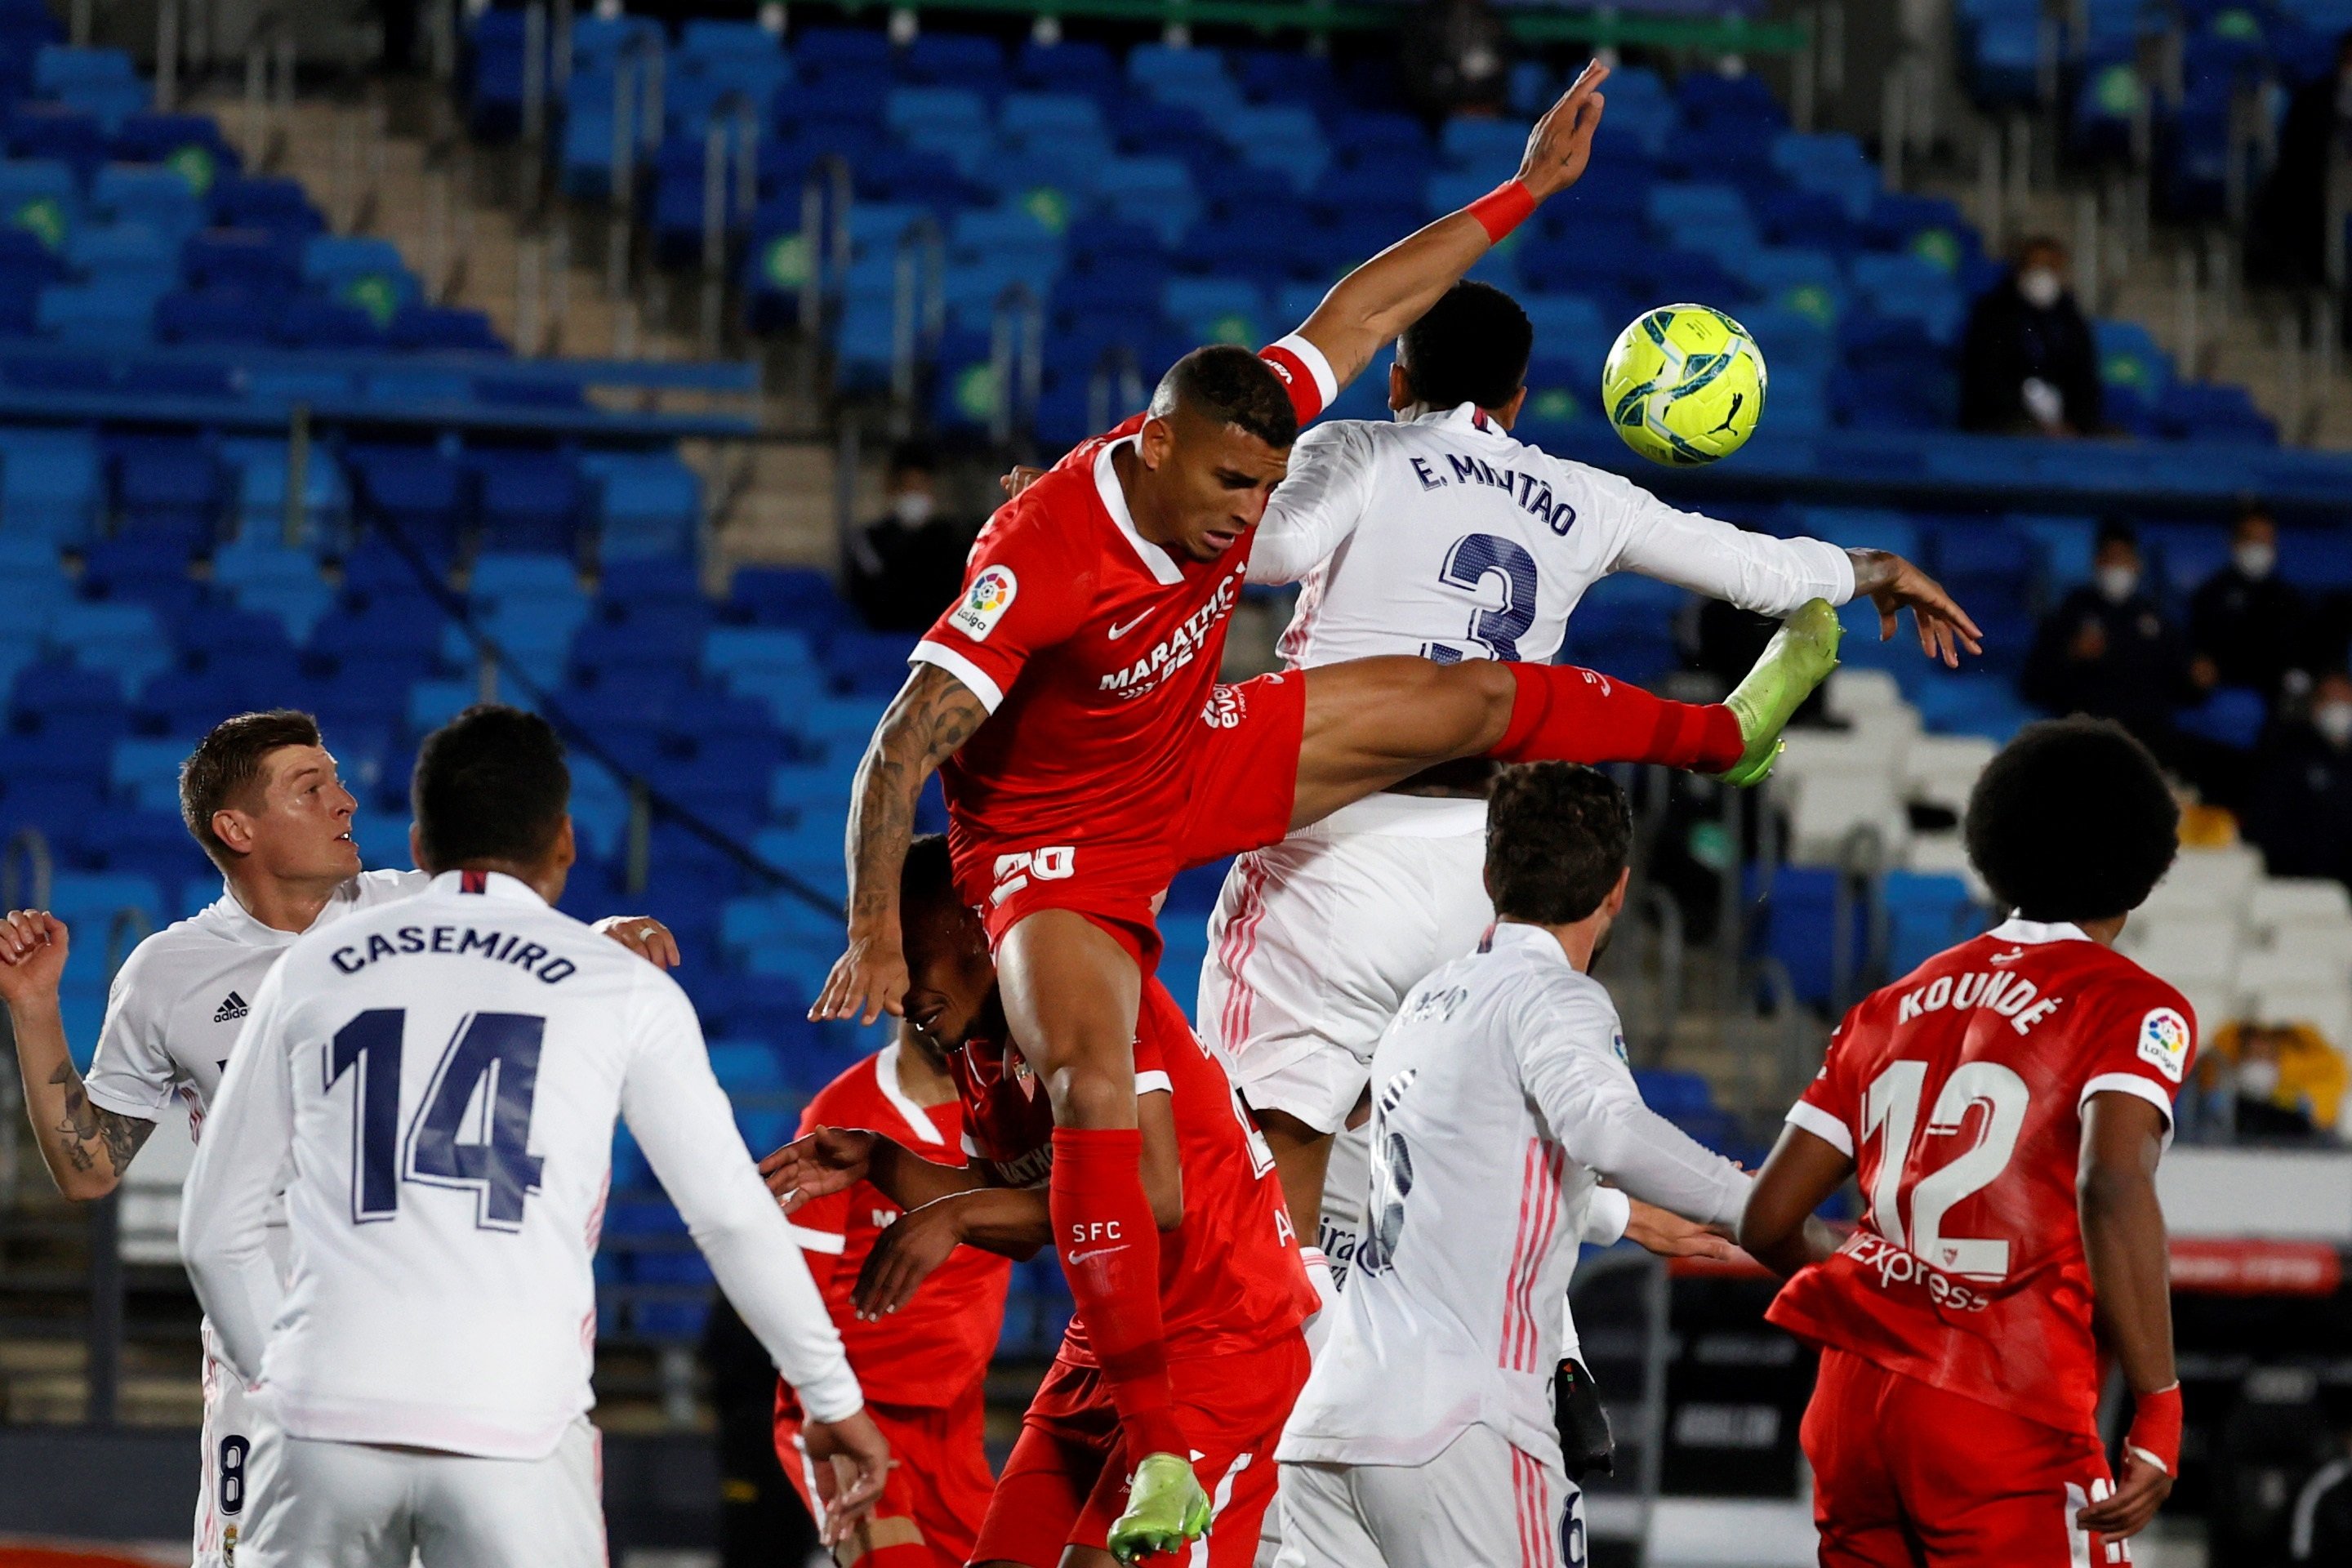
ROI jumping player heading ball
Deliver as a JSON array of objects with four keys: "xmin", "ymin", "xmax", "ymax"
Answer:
[{"xmin": 816, "ymin": 64, "xmax": 1846, "ymax": 1557}]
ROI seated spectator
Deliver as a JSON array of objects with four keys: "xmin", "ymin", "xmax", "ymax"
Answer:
[
  {"xmin": 845, "ymin": 444, "xmax": 979, "ymax": 633},
  {"xmin": 2021, "ymin": 521, "xmax": 2195, "ymax": 759},
  {"xmin": 2189, "ymin": 505, "xmax": 2312, "ymax": 699},
  {"xmin": 2199, "ymin": 1019, "xmax": 2345, "ymax": 1142},
  {"xmin": 2247, "ymin": 670, "xmax": 2352, "ymax": 889},
  {"xmin": 1958, "ymin": 235, "xmax": 2104, "ymax": 436}
]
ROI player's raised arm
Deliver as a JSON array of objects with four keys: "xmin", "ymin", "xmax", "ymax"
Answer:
[
  {"xmin": 2074, "ymin": 1090, "xmax": 2181, "ymax": 1540},
  {"xmin": 0, "ymin": 912, "xmax": 156, "ymax": 1200},
  {"xmin": 178, "ymin": 966, "xmax": 299, "ymax": 1381},
  {"xmin": 815, "ymin": 664, "xmax": 991, "ymax": 1026},
  {"xmin": 1290, "ymin": 61, "xmax": 1608, "ymax": 394}
]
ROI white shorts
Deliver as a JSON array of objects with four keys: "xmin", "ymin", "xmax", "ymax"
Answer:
[
  {"xmin": 198, "ymin": 1318, "xmax": 276, "ymax": 1567},
  {"xmin": 1198, "ymin": 796, "xmax": 1492, "ymax": 1136},
  {"xmin": 238, "ymin": 1415, "xmax": 604, "ymax": 1568},
  {"xmin": 1274, "ymin": 1423, "xmax": 1584, "ymax": 1568}
]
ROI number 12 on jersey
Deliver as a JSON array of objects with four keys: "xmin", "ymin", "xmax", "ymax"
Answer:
[
  {"xmin": 1861, "ymin": 1060, "xmax": 2029, "ymax": 1281},
  {"xmin": 326, "ymin": 1009, "xmax": 547, "ymax": 1232}
]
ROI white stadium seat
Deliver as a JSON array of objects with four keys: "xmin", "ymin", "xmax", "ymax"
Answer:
[
  {"xmin": 2236, "ymin": 947, "xmax": 2349, "ymax": 995},
  {"xmin": 2122, "ymin": 918, "xmax": 2242, "ymax": 991},
  {"xmin": 1823, "ymin": 669, "xmax": 1902, "ymax": 722},
  {"xmin": 2246, "ymin": 877, "xmax": 2352, "ymax": 937},
  {"xmin": 1788, "ymin": 771, "xmax": 1909, "ymax": 866},
  {"xmin": 1901, "ymin": 735, "xmax": 1997, "ymax": 817},
  {"xmin": 2137, "ymin": 845, "xmax": 2263, "ymax": 921},
  {"xmin": 1901, "ymin": 831, "xmax": 1993, "ymax": 900}
]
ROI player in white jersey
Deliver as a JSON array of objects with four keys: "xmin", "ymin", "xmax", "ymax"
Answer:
[
  {"xmin": 1203, "ymin": 280, "xmax": 1982, "ymax": 1283},
  {"xmin": 0, "ymin": 709, "xmax": 676, "ymax": 1566},
  {"xmin": 1274, "ymin": 764, "xmax": 1755, "ymax": 1568},
  {"xmin": 177, "ymin": 705, "xmax": 889, "ymax": 1566}
]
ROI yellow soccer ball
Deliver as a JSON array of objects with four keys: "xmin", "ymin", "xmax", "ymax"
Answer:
[{"xmin": 1601, "ymin": 304, "xmax": 1769, "ymax": 466}]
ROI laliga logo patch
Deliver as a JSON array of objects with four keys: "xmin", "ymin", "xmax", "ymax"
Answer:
[
  {"xmin": 953, "ymin": 565, "xmax": 1018, "ymax": 641},
  {"xmin": 2137, "ymin": 1007, "xmax": 2190, "ymax": 1083}
]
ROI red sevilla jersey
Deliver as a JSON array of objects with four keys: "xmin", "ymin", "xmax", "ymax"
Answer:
[
  {"xmin": 1766, "ymin": 918, "xmax": 2197, "ymax": 1438},
  {"xmin": 786, "ymin": 1044, "xmax": 1012, "ymax": 1410},
  {"xmin": 948, "ymin": 979, "xmax": 1315, "ymax": 1365},
  {"xmin": 909, "ymin": 338, "xmax": 1334, "ymax": 871}
]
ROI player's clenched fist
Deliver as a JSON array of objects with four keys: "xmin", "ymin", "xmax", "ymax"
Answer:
[
  {"xmin": 0, "ymin": 909, "xmax": 67, "ymax": 1000},
  {"xmin": 1514, "ymin": 59, "xmax": 1610, "ymax": 203},
  {"xmin": 810, "ymin": 933, "xmax": 910, "ymax": 1027},
  {"xmin": 760, "ymin": 1126, "xmax": 876, "ymax": 1211},
  {"xmin": 800, "ymin": 1405, "xmax": 895, "ymax": 1546}
]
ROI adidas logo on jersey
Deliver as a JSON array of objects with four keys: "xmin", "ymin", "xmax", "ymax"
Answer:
[{"xmin": 213, "ymin": 991, "xmax": 248, "ymax": 1023}]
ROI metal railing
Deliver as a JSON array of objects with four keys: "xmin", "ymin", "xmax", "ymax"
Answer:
[
  {"xmin": 987, "ymin": 281, "xmax": 1044, "ymax": 449},
  {"xmin": 889, "ymin": 215, "xmax": 946, "ymax": 431}
]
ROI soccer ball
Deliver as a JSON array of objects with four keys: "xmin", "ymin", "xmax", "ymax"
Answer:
[{"xmin": 1601, "ymin": 305, "xmax": 1768, "ymax": 466}]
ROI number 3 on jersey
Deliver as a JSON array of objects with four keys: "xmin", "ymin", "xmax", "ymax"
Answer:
[
  {"xmin": 1862, "ymin": 1060, "xmax": 2029, "ymax": 1280},
  {"xmin": 1423, "ymin": 532, "xmax": 1539, "ymax": 663},
  {"xmin": 327, "ymin": 1009, "xmax": 547, "ymax": 1231}
]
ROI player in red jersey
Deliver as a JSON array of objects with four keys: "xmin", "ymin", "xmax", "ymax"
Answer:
[
  {"xmin": 812, "ymin": 65, "xmax": 1929, "ymax": 1557},
  {"xmin": 768, "ymin": 835, "xmax": 1314, "ymax": 1567},
  {"xmin": 1740, "ymin": 718, "xmax": 2193, "ymax": 1567},
  {"xmin": 770, "ymin": 1026, "xmax": 1013, "ymax": 1568}
]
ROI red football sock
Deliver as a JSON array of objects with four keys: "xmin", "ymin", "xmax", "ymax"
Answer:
[
  {"xmin": 1490, "ymin": 663, "xmax": 1745, "ymax": 773},
  {"xmin": 1049, "ymin": 1127, "xmax": 1187, "ymax": 1462}
]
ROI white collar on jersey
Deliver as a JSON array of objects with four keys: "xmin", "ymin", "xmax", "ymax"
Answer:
[
  {"xmin": 1093, "ymin": 434, "xmax": 1185, "ymax": 587},
  {"xmin": 1483, "ymin": 920, "xmax": 1575, "ymax": 968},
  {"xmin": 207, "ymin": 880, "xmax": 305, "ymax": 948},
  {"xmin": 871, "ymin": 1042, "xmax": 948, "ymax": 1146},
  {"xmin": 425, "ymin": 869, "xmax": 548, "ymax": 906},
  {"xmin": 1988, "ymin": 915, "xmax": 2091, "ymax": 944}
]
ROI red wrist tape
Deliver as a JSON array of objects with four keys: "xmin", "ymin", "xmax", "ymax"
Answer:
[
  {"xmin": 1468, "ymin": 180, "xmax": 1536, "ymax": 243},
  {"xmin": 2125, "ymin": 1384, "xmax": 2183, "ymax": 1476}
]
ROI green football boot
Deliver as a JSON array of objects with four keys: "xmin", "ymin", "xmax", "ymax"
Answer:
[
  {"xmin": 1107, "ymin": 1450, "xmax": 1212, "ymax": 1564},
  {"xmin": 1717, "ymin": 598, "xmax": 1844, "ymax": 788}
]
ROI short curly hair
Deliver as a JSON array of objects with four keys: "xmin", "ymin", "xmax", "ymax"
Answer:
[
  {"xmin": 1486, "ymin": 762, "xmax": 1633, "ymax": 925},
  {"xmin": 1963, "ymin": 717, "xmax": 2178, "ymax": 923}
]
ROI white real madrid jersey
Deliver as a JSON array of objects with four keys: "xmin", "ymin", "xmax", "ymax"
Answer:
[
  {"xmin": 1250, "ymin": 404, "xmax": 1855, "ymax": 671},
  {"xmin": 1276, "ymin": 923, "xmax": 1750, "ymax": 1471},
  {"xmin": 83, "ymin": 869, "xmax": 430, "ymax": 1137},
  {"xmin": 180, "ymin": 871, "xmax": 859, "ymax": 1460}
]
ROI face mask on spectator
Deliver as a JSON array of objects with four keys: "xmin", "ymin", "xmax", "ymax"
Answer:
[
  {"xmin": 2234, "ymin": 541, "xmax": 2276, "ymax": 580},
  {"xmin": 2236, "ymin": 1055, "xmax": 2282, "ymax": 1101},
  {"xmin": 2096, "ymin": 564, "xmax": 2139, "ymax": 604},
  {"xmin": 891, "ymin": 491, "xmax": 936, "ymax": 527},
  {"xmin": 2316, "ymin": 700, "xmax": 2352, "ymax": 748},
  {"xmin": 2018, "ymin": 267, "xmax": 2064, "ymax": 309}
]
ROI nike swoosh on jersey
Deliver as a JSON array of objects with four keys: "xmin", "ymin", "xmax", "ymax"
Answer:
[
  {"xmin": 1106, "ymin": 612, "xmax": 1154, "ymax": 639},
  {"xmin": 1067, "ymin": 1245, "xmax": 1131, "ymax": 1267}
]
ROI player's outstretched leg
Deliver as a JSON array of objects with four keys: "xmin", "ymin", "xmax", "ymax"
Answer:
[
  {"xmin": 1713, "ymin": 599, "xmax": 1845, "ymax": 786},
  {"xmin": 1290, "ymin": 599, "xmax": 1842, "ymax": 827}
]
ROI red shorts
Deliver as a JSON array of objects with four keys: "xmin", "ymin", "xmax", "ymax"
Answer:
[
  {"xmin": 956, "ymin": 672, "xmax": 1307, "ymax": 973},
  {"xmin": 1805, "ymin": 1348, "xmax": 2132, "ymax": 1567},
  {"xmin": 775, "ymin": 1381, "xmax": 994, "ymax": 1568},
  {"xmin": 969, "ymin": 1336, "xmax": 1310, "ymax": 1568}
]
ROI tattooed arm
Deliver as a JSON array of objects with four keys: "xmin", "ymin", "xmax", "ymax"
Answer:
[
  {"xmin": 810, "ymin": 664, "xmax": 991, "ymax": 1026},
  {"xmin": 0, "ymin": 911, "xmax": 154, "ymax": 1200}
]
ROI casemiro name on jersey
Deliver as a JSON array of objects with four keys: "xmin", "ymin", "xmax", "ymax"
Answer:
[
  {"xmin": 1406, "ymin": 450, "xmax": 1579, "ymax": 536},
  {"xmin": 328, "ymin": 924, "xmax": 581, "ymax": 984}
]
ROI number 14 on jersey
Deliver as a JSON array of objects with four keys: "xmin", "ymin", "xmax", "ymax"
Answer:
[{"xmin": 326, "ymin": 1009, "xmax": 548, "ymax": 1232}]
